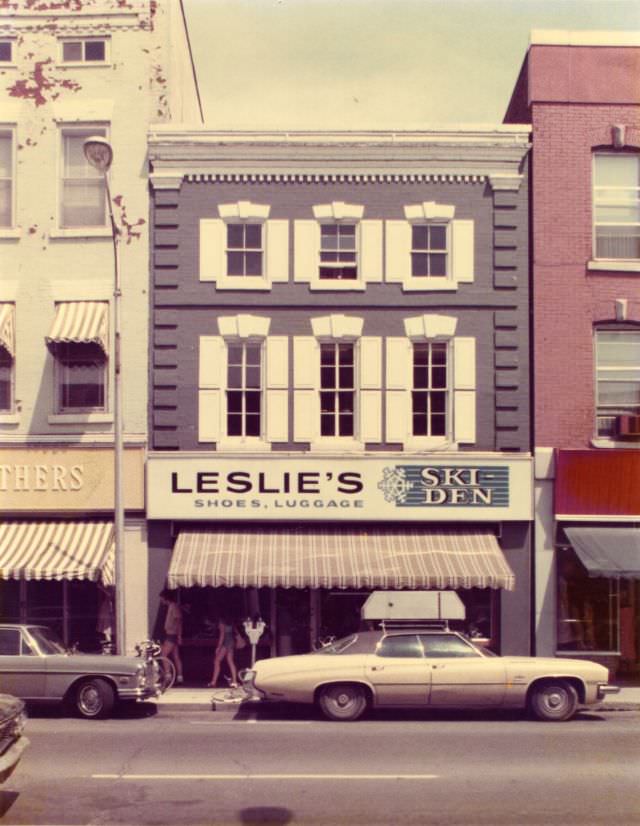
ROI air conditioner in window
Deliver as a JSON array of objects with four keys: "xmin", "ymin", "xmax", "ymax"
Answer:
[{"xmin": 616, "ymin": 415, "xmax": 640, "ymax": 437}]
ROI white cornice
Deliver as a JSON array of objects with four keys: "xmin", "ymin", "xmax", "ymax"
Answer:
[{"xmin": 531, "ymin": 29, "xmax": 640, "ymax": 47}]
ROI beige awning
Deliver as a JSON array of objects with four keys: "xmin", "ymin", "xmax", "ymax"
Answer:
[
  {"xmin": 0, "ymin": 303, "xmax": 15, "ymax": 357},
  {"xmin": 0, "ymin": 521, "xmax": 114, "ymax": 584},
  {"xmin": 168, "ymin": 527, "xmax": 515, "ymax": 590},
  {"xmin": 46, "ymin": 301, "xmax": 109, "ymax": 354}
]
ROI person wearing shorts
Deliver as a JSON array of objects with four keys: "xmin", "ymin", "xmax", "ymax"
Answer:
[{"xmin": 160, "ymin": 589, "xmax": 184, "ymax": 684}]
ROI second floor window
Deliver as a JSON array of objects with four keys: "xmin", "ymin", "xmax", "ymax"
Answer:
[
  {"xmin": 61, "ymin": 39, "xmax": 107, "ymax": 63},
  {"xmin": 595, "ymin": 329, "xmax": 640, "ymax": 437},
  {"xmin": 56, "ymin": 343, "xmax": 106, "ymax": 413},
  {"xmin": 412, "ymin": 342, "xmax": 448, "ymax": 437},
  {"xmin": 0, "ymin": 131, "xmax": 12, "ymax": 228},
  {"xmin": 226, "ymin": 223, "xmax": 263, "ymax": 276},
  {"xmin": 593, "ymin": 154, "xmax": 640, "ymax": 260},
  {"xmin": 411, "ymin": 224, "xmax": 448, "ymax": 277},
  {"xmin": 319, "ymin": 223, "xmax": 357, "ymax": 280},
  {"xmin": 320, "ymin": 342, "xmax": 355, "ymax": 436},
  {"xmin": 0, "ymin": 348, "xmax": 13, "ymax": 412},
  {"xmin": 227, "ymin": 343, "xmax": 262, "ymax": 436},
  {"xmin": 61, "ymin": 127, "xmax": 107, "ymax": 228}
]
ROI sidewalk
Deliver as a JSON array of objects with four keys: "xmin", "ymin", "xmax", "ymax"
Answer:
[{"xmin": 154, "ymin": 685, "xmax": 640, "ymax": 713}]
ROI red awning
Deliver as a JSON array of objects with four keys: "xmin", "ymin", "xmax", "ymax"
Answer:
[{"xmin": 555, "ymin": 450, "xmax": 640, "ymax": 518}]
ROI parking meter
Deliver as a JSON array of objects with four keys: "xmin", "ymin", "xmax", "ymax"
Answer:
[{"xmin": 243, "ymin": 617, "xmax": 266, "ymax": 666}]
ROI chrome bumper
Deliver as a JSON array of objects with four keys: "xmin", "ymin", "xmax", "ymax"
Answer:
[
  {"xmin": 597, "ymin": 684, "xmax": 620, "ymax": 699},
  {"xmin": 0, "ymin": 736, "xmax": 29, "ymax": 785}
]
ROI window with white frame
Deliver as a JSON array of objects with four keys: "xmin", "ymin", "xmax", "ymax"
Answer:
[
  {"xmin": 386, "ymin": 314, "xmax": 475, "ymax": 447},
  {"xmin": 199, "ymin": 203, "xmax": 288, "ymax": 290},
  {"xmin": 198, "ymin": 315, "xmax": 288, "ymax": 447},
  {"xmin": 60, "ymin": 38, "xmax": 107, "ymax": 64},
  {"xmin": 319, "ymin": 223, "xmax": 358, "ymax": 280},
  {"xmin": 0, "ymin": 131, "xmax": 13, "ymax": 228},
  {"xmin": 60, "ymin": 126, "xmax": 107, "ymax": 228},
  {"xmin": 320, "ymin": 342, "xmax": 355, "ymax": 436},
  {"xmin": 55, "ymin": 343, "xmax": 107, "ymax": 413},
  {"xmin": 294, "ymin": 202, "xmax": 382, "ymax": 290},
  {"xmin": 0, "ymin": 41, "xmax": 13, "ymax": 63},
  {"xmin": 412, "ymin": 342, "xmax": 448, "ymax": 437},
  {"xmin": 226, "ymin": 341, "xmax": 262, "ymax": 436},
  {"xmin": 595, "ymin": 328, "xmax": 640, "ymax": 438},
  {"xmin": 386, "ymin": 202, "xmax": 474, "ymax": 291},
  {"xmin": 593, "ymin": 154, "xmax": 640, "ymax": 260},
  {"xmin": 0, "ymin": 349, "xmax": 13, "ymax": 412}
]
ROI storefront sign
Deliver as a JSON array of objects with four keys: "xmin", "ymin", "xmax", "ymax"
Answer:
[
  {"xmin": 0, "ymin": 447, "xmax": 145, "ymax": 512},
  {"xmin": 147, "ymin": 454, "xmax": 532, "ymax": 522}
]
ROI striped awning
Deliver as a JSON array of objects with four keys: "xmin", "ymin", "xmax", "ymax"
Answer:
[
  {"xmin": 0, "ymin": 521, "xmax": 115, "ymax": 584},
  {"xmin": 46, "ymin": 301, "xmax": 109, "ymax": 354},
  {"xmin": 168, "ymin": 527, "xmax": 515, "ymax": 590},
  {"xmin": 0, "ymin": 303, "xmax": 15, "ymax": 357}
]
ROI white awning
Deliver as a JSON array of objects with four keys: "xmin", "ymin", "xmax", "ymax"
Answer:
[
  {"xmin": 0, "ymin": 521, "xmax": 114, "ymax": 584},
  {"xmin": 168, "ymin": 527, "xmax": 515, "ymax": 590},
  {"xmin": 0, "ymin": 303, "xmax": 15, "ymax": 357},
  {"xmin": 46, "ymin": 301, "xmax": 109, "ymax": 354}
]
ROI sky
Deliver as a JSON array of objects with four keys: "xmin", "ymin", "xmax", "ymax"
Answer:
[{"xmin": 182, "ymin": 0, "xmax": 639, "ymax": 129}]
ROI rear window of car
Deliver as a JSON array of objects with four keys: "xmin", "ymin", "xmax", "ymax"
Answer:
[{"xmin": 376, "ymin": 635, "xmax": 423, "ymax": 658}]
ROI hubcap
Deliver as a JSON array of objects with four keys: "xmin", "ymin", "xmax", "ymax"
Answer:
[{"xmin": 79, "ymin": 685, "xmax": 101, "ymax": 715}]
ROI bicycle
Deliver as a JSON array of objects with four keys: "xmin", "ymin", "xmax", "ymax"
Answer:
[
  {"xmin": 210, "ymin": 676, "xmax": 250, "ymax": 705},
  {"xmin": 134, "ymin": 639, "xmax": 177, "ymax": 691}
]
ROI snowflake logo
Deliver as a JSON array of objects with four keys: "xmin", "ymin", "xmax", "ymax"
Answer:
[{"xmin": 378, "ymin": 467, "xmax": 413, "ymax": 504}]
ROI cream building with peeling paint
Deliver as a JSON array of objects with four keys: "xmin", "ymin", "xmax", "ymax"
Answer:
[{"xmin": 0, "ymin": 0, "xmax": 201, "ymax": 652}]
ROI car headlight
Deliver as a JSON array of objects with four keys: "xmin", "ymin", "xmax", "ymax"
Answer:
[{"xmin": 136, "ymin": 664, "xmax": 147, "ymax": 688}]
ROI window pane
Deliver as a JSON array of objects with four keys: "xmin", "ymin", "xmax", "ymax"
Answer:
[
  {"xmin": 338, "ymin": 344, "xmax": 353, "ymax": 365},
  {"xmin": 246, "ymin": 415, "xmax": 260, "ymax": 437},
  {"xmin": 245, "ymin": 391, "xmax": 261, "ymax": 413},
  {"xmin": 64, "ymin": 133, "xmax": 103, "ymax": 178},
  {"xmin": 320, "ymin": 391, "xmax": 335, "ymax": 413},
  {"xmin": 338, "ymin": 391, "xmax": 354, "ymax": 413},
  {"xmin": 596, "ymin": 229, "xmax": 640, "ymax": 260},
  {"xmin": 245, "ymin": 224, "xmax": 262, "ymax": 249},
  {"xmin": 0, "ymin": 42, "xmax": 12, "ymax": 62},
  {"xmin": 432, "ymin": 366, "xmax": 447, "ymax": 388},
  {"xmin": 429, "ymin": 253, "xmax": 447, "ymax": 276},
  {"xmin": 413, "ymin": 414, "xmax": 427, "ymax": 436},
  {"xmin": 246, "ymin": 345, "xmax": 261, "ymax": 365},
  {"xmin": 598, "ymin": 332, "xmax": 640, "ymax": 366},
  {"xmin": 321, "ymin": 224, "xmax": 338, "ymax": 249},
  {"xmin": 246, "ymin": 366, "xmax": 260, "ymax": 388},
  {"xmin": 61, "ymin": 180, "xmax": 105, "ymax": 227},
  {"xmin": 245, "ymin": 251, "xmax": 262, "ymax": 276},
  {"xmin": 414, "ymin": 366, "xmax": 429, "ymax": 388},
  {"xmin": 338, "ymin": 366, "xmax": 353, "ymax": 388},
  {"xmin": 430, "ymin": 225, "xmax": 447, "ymax": 249},
  {"xmin": 320, "ymin": 365, "xmax": 335, "ymax": 388},
  {"xmin": 227, "ymin": 251, "xmax": 244, "ymax": 275},
  {"xmin": 431, "ymin": 414, "xmax": 446, "ymax": 436},
  {"xmin": 60, "ymin": 362, "xmax": 104, "ymax": 410},
  {"xmin": 227, "ymin": 365, "xmax": 242, "ymax": 388},
  {"xmin": 0, "ymin": 180, "xmax": 10, "ymax": 227},
  {"xmin": 227, "ymin": 414, "xmax": 242, "ymax": 436},
  {"xmin": 412, "ymin": 391, "xmax": 428, "ymax": 414},
  {"xmin": 321, "ymin": 414, "xmax": 335, "ymax": 436},
  {"xmin": 411, "ymin": 253, "xmax": 429, "ymax": 277},
  {"xmin": 227, "ymin": 391, "xmax": 242, "ymax": 413},
  {"xmin": 227, "ymin": 224, "xmax": 244, "ymax": 248},
  {"xmin": 85, "ymin": 40, "xmax": 105, "ymax": 61},
  {"xmin": 431, "ymin": 391, "xmax": 446, "ymax": 413},
  {"xmin": 339, "ymin": 415, "xmax": 354, "ymax": 437},
  {"xmin": 0, "ymin": 361, "xmax": 11, "ymax": 411},
  {"xmin": 0, "ymin": 135, "xmax": 11, "ymax": 177},
  {"xmin": 227, "ymin": 345, "xmax": 243, "ymax": 365},
  {"xmin": 63, "ymin": 41, "xmax": 83, "ymax": 61},
  {"xmin": 413, "ymin": 344, "xmax": 429, "ymax": 365},
  {"xmin": 595, "ymin": 155, "xmax": 640, "ymax": 187},
  {"xmin": 412, "ymin": 225, "xmax": 428, "ymax": 250},
  {"xmin": 598, "ymin": 381, "xmax": 640, "ymax": 406},
  {"xmin": 320, "ymin": 345, "xmax": 335, "ymax": 366}
]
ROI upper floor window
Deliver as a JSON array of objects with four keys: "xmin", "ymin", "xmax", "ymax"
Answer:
[
  {"xmin": 227, "ymin": 342, "xmax": 262, "ymax": 437},
  {"xmin": 411, "ymin": 224, "xmax": 448, "ymax": 278},
  {"xmin": 0, "ymin": 41, "xmax": 13, "ymax": 63},
  {"xmin": 319, "ymin": 223, "xmax": 358, "ymax": 280},
  {"xmin": 60, "ymin": 38, "xmax": 107, "ymax": 64},
  {"xmin": 226, "ymin": 223, "xmax": 263, "ymax": 277},
  {"xmin": 593, "ymin": 154, "xmax": 640, "ymax": 260},
  {"xmin": 56, "ymin": 343, "xmax": 106, "ymax": 413},
  {"xmin": 0, "ymin": 303, "xmax": 15, "ymax": 413},
  {"xmin": 60, "ymin": 126, "xmax": 107, "ymax": 229},
  {"xmin": 0, "ymin": 131, "xmax": 13, "ymax": 228},
  {"xmin": 412, "ymin": 342, "xmax": 448, "ymax": 437},
  {"xmin": 320, "ymin": 342, "xmax": 355, "ymax": 436},
  {"xmin": 595, "ymin": 329, "xmax": 640, "ymax": 438}
]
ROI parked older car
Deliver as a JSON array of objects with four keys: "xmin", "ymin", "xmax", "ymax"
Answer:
[
  {"xmin": 241, "ymin": 626, "xmax": 619, "ymax": 722},
  {"xmin": 0, "ymin": 694, "xmax": 29, "ymax": 784},
  {"xmin": 0, "ymin": 624, "xmax": 162, "ymax": 719}
]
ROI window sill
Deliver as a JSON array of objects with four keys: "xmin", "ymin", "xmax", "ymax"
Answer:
[
  {"xmin": 48, "ymin": 413, "xmax": 113, "ymax": 424},
  {"xmin": 402, "ymin": 438, "xmax": 456, "ymax": 451},
  {"xmin": 308, "ymin": 439, "xmax": 364, "ymax": 453},
  {"xmin": 49, "ymin": 227, "xmax": 113, "ymax": 240},
  {"xmin": 0, "ymin": 228, "xmax": 21, "ymax": 240},
  {"xmin": 400, "ymin": 279, "xmax": 458, "ymax": 292},
  {"xmin": 0, "ymin": 413, "xmax": 20, "ymax": 424},
  {"xmin": 308, "ymin": 280, "xmax": 366, "ymax": 292},
  {"xmin": 216, "ymin": 439, "xmax": 272, "ymax": 453},
  {"xmin": 214, "ymin": 277, "xmax": 272, "ymax": 291},
  {"xmin": 587, "ymin": 259, "xmax": 640, "ymax": 273},
  {"xmin": 591, "ymin": 437, "xmax": 640, "ymax": 449}
]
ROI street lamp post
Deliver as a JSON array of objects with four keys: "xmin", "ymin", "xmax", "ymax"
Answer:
[{"xmin": 83, "ymin": 136, "xmax": 125, "ymax": 655}]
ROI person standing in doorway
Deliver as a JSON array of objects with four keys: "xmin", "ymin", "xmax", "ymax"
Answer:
[
  {"xmin": 160, "ymin": 589, "xmax": 184, "ymax": 685},
  {"xmin": 208, "ymin": 614, "xmax": 238, "ymax": 688}
]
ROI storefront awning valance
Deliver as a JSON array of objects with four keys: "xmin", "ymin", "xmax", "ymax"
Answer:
[
  {"xmin": 555, "ymin": 450, "xmax": 640, "ymax": 518},
  {"xmin": 0, "ymin": 303, "xmax": 15, "ymax": 357},
  {"xmin": 565, "ymin": 526, "xmax": 640, "ymax": 579},
  {"xmin": 0, "ymin": 521, "xmax": 114, "ymax": 584},
  {"xmin": 168, "ymin": 527, "xmax": 515, "ymax": 590},
  {"xmin": 46, "ymin": 301, "xmax": 109, "ymax": 355}
]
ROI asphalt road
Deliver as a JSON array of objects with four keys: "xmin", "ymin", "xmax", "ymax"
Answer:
[{"xmin": 2, "ymin": 704, "xmax": 639, "ymax": 826}]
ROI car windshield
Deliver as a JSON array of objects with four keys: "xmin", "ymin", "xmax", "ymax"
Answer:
[
  {"xmin": 28, "ymin": 626, "xmax": 67, "ymax": 655},
  {"xmin": 312, "ymin": 634, "xmax": 359, "ymax": 655}
]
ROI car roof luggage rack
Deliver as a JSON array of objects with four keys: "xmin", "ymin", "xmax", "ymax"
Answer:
[{"xmin": 381, "ymin": 619, "xmax": 451, "ymax": 631}]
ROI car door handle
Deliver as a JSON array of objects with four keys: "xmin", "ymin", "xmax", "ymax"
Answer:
[
  {"xmin": 370, "ymin": 666, "xmax": 384, "ymax": 672},
  {"xmin": 432, "ymin": 664, "xmax": 446, "ymax": 669}
]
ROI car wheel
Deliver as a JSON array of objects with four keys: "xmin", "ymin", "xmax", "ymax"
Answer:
[
  {"xmin": 318, "ymin": 684, "xmax": 367, "ymax": 722},
  {"xmin": 74, "ymin": 678, "xmax": 116, "ymax": 720},
  {"xmin": 529, "ymin": 680, "xmax": 578, "ymax": 722}
]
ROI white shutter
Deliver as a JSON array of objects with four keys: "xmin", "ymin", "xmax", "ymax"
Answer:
[
  {"xmin": 293, "ymin": 390, "xmax": 319, "ymax": 442},
  {"xmin": 265, "ymin": 336, "xmax": 289, "ymax": 442},
  {"xmin": 385, "ymin": 221, "xmax": 411, "ymax": 283},
  {"xmin": 360, "ymin": 220, "xmax": 383, "ymax": 283},
  {"xmin": 294, "ymin": 220, "xmax": 320, "ymax": 283},
  {"xmin": 452, "ymin": 219, "xmax": 474, "ymax": 284},
  {"xmin": 265, "ymin": 336, "xmax": 289, "ymax": 389},
  {"xmin": 199, "ymin": 219, "xmax": 226, "ymax": 282},
  {"xmin": 266, "ymin": 391, "xmax": 288, "ymax": 442},
  {"xmin": 358, "ymin": 337, "xmax": 382, "ymax": 443},
  {"xmin": 359, "ymin": 337, "xmax": 382, "ymax": 390},
  {"xmin": 453, "ymin": 336, "xmax": 476, "ymax": 443},
  {"xmin": 360, "ymin": 391, "xmax": 382, "ymax": 442},
  {"xmin": 198, "ymin": 336, "xmax": 226, "ymax": 442},
  {"xmin": 266, "ymin": 220, "xmax": 289, "ymax": 283},
  {"xmin": 293, "ymin": 336, "xmax": 318, "ymax": 389},
  {"xmin": 386, "ymin": 337, "xmax": 411, "ymax": 442}
]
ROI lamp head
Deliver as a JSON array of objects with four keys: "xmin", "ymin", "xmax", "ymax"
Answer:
[{"xmin": 83, "ymin": 136, "xmax": 113, "ymax": 173}]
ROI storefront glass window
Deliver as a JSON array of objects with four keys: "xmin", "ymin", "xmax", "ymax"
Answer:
[{"xmin": 556, "ymin": 548, "xmax": 619, "ymax": 652}]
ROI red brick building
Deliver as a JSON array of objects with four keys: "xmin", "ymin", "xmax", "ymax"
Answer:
[{"xmin": 506, "ymin": 31, "xmax": 640, "ymax": 676}]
